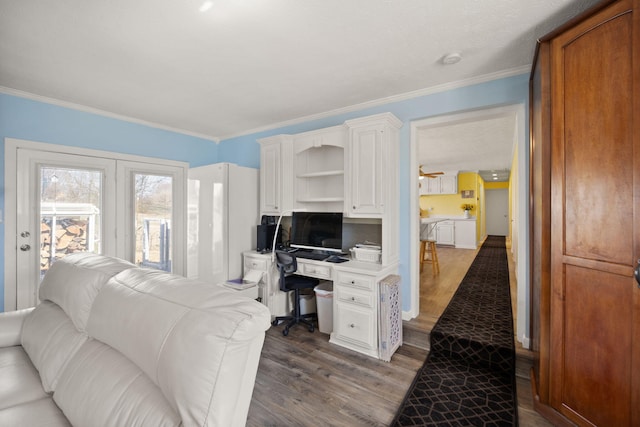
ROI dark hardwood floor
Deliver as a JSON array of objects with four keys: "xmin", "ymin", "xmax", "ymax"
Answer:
[{"xmin": 246, "ymin": 243, "xmax": 552, "ymax": 426}]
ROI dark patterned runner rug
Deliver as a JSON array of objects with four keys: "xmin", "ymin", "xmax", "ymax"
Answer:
[{"xmin": 391, "ymin": 236, "xmax": 517, "ymax": 426}]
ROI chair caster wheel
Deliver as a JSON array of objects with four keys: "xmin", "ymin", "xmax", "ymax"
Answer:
[
  {"xmin": 282, "ymin": 328, "xmax": 289, "ymax": 336},
  {"xmin": 271, "ymin": 319, "xmax": 279, "ymax": 326},
  {"xmin": 309, "ymin": 325, "xmax": 315, "ymax": 332}
]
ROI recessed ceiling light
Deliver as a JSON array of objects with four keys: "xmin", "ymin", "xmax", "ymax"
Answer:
[
  {"xmin": 199, "ymin": 1, "xmax": 213, "ymax": 12},
  {"xmin": 442, "ymin": 53, "xmax": 462, "ymax": 65}
]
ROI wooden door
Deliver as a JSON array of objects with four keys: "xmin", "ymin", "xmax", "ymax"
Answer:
[{"xmin": 549, "ymin": 0, "xmax": 640, "ymax": 425}]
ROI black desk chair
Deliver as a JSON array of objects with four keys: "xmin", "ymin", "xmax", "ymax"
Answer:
[{"xmin": 271, "ymin": 250, "xmax": 319, "ymax": 336}]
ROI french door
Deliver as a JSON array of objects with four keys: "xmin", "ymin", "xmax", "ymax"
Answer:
[{"xmin": 5, "ymin": 139, "xmax": 186, "ymax": 310}]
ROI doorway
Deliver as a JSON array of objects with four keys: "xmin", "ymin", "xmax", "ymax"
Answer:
[{"xmin": 409, "ymin": 103, "xmax": 529, "ymax": 347}]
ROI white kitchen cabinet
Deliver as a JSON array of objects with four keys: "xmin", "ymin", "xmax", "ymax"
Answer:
[
  {"xmin": 423, "ymin": 174, "xmax": 458, "ymax": 195},
  {"xmin": 258, "ymin": 135, "xmax": 293, "ymax": 216},
  {"xmin": 439, "ymin": 175, "xmax": 458, "ymax": 194},
  {"xmin": 454, "ymin": 219, "xmax": 477, "ymax": 249},
  {"xmin": 436, "ymin": 220, "xmax": 455, "ymax": 245}
]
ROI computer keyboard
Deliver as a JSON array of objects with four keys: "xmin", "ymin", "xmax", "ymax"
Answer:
[{"xmin": 294, "ymin": 251, "xmax": 330, "ymax": 261}]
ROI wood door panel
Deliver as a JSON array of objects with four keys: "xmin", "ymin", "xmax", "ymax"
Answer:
[
  {"xmin": 562, "ymin": 10, "xmax": 634, "ymax": 265},
  {"xmin": 547, "ymin": 0, "xmax": 639, "ymax": 425},
  {"xmin": 562, "ymin": 265, "xmax": 632, "ymax": 426}
]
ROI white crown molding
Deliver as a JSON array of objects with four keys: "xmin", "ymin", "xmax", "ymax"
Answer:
[
  {"xmin": 0, "ymin": 86, "xmax": 220, "ymax": 143},
  {"xmin": 2, "ymin": 64, "xmax": 529, "ymax": 143},
  {"xmin": 219, "ymin": 65, "xmax": 531, "ymax": 140}
]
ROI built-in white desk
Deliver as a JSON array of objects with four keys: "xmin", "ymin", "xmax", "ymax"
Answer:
[{"xmin": 243, "ymin": 251, "xmax": 398, "ymax": 359}]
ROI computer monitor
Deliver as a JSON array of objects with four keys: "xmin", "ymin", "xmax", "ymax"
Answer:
[{"xmin": 290, "ymin": 212, "xmax": 343, "ymax": 253}]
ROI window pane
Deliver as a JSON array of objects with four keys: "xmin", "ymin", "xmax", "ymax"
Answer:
[
  {"xmin": 40, "ymin": 167, "xmax": 102, "ymax": 277},
  {"xmin": 134, "ymin": 173, "xmax": 172, "ymax": 271}
]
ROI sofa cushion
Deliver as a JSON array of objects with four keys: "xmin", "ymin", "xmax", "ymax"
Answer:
[
  {"xmin": 38, "ymin": 252, "xmax": 135, "ymax": 331},
  {"xmin": 86, "ymin": 267, "xmax": 271, "ymax": 426},
  {"xmin": 21, "ymin": 301, "xmax": 88, "ymax": 392},
  {"xmin": 0, "ymin": 346, "xmax": 48, "ymax": 410},
  {"xmin": 0, "ymin": 397, "xmax": 70, "ymax": 427},
  {"xmin": 53, "ymin": 339, "xmax": 180, "ymax": 427}
]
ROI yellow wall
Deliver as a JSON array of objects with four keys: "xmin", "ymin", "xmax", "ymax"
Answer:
[
  {"xmin": 420, "ymin": 172, "xmax": 485, "ymax": 242},
  {"xmin": 485, "ymin": 181, "xmax": 509, "ymax": 190},
  {"xmin": 419, "ymin": 172, "xmax": 480, "ymax": 216}
]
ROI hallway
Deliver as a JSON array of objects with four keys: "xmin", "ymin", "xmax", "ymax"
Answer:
[{"xmin": 404, "ymin": 244, "xmax": 552, "ymax": 426}]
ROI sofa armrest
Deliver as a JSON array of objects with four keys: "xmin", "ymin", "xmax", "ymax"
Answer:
[{"xmin": 0, "ymin": 308, "xmax": 34, "ymax": 347}]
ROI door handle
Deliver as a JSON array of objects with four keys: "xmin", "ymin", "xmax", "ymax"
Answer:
[
  {"xmin": 635, "ymin": 259, "xmax": 640, "ymax": 287},
  {"xmin": 20, "ymin": 244, "xmax": 31, "ymax": 252}
]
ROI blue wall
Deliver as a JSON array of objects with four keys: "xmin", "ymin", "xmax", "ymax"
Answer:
[
  {"xmin": 219, "ymin": 73, "xmax": 530, "ymax": 312},
  {"xmin": 0, "ymin": 93, "xmax": 220, "ymax": 311},
  {"xmin": 0, "ymin": 73, "xmax": 529, "ymax": 312}
]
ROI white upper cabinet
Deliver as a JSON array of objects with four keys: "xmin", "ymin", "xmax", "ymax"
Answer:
[
  {"xmin": 345, "ymin": 113, "xmax": 402, "ymax": 218},
  {"xmin": 257, "ymin": 112, "xmax": 402, "ymax": 265},
  {"xmin": 422, "ymin": 173, "xmax": 458, "ymax": 195},
  {"xmin": 257, "ymin": 135, "xmax": 292, "ymax": 216}
]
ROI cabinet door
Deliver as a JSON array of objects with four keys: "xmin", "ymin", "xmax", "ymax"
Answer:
[
  {"xmin": 547, "ymin": 1, "xmax": 640, "ymax": 425},
  {"xmin": 424, "ymin": 177, "xmax": 441, "ymax": 195},
  {"xmin": 259, "ymin": 142, "xmax": 281, "ymax": 215},
  {"xmin": 436, "ymin": 222, "xmax": 455, "ymax": 245},
  {"xmin": 346, "ymin": 124, "xmax": 384, "ymax": 216},
  {"xmin": 439, "ymin": 175, "xmax": 458, "ymax": 194},
  {"xmin": 259, "ymin": 136, "xmax": 293, "ymax": 215}
]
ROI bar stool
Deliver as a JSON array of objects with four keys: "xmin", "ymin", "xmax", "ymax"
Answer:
[{"xmin": 419, "ymin": 239, "xmax": 440, "ymax": 276}]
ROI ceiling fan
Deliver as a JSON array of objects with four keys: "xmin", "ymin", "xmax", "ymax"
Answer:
[{"xmin": 419, "ymin": 167, "xmax": 444, "ymax": 178}]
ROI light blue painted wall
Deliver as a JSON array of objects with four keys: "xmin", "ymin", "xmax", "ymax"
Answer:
[
  {"xmin": 0, "ymin": 73, "xmax": 530, "ymax": 313},
  {"xmin": 0, "ymin": 93, "xmax": 219, "ymax": 311},
  {"xmin": 219, "ymin": 73, "xmax": 530, "ymax": 314}
]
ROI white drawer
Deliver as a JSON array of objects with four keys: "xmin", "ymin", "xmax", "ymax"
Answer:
[
  {"xmin": 244, "ymin": 256, "xmax": 268, "ymax": 271},
  {"xmin": 335, "ymin": 303, "xmax": 376, "ymax": 349},
  {"xmin": 336, "ymin": 287, "xmax": 374, "ymax": 308},
  {"xmin": 336, "ymin": 271, "xmax": 375, "ymax": 291},
  {"xmin": 297, "ymin": 261, "xmax": 332, "ymax": 280}
]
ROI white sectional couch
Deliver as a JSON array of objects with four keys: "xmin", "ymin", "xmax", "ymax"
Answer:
[{"xmin": 0, "ymin": 253, "xmax": 271, "ymax": 426}]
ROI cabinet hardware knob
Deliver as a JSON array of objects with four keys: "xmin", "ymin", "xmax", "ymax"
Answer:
[
  {"xmin": 351, "ymin": 296, "xmax": 356, "ymax": 301},
  {"xmin": 20, "ymin": 231, "xmax": 30, "ymax": 238},
  {"xmin": 349, "ymin": 323, "xmax": 355, "ymax": 328},
  {"xmin": 20, "ymin": 244, "xmax": 31, "ymax": 251}
]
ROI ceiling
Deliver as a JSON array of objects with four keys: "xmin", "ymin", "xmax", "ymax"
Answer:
[
  {"xmin": 417, "ymin": 111, "xmax": 517, "ymax": 182},
  {"xmin": 1, "ymin": 0, "xmax": 599, "ymax": 148}
]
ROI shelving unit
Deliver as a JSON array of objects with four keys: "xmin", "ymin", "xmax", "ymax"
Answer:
[{"xmin": 293, "ymin": 127, "xmax": 345, "ymax": 212}]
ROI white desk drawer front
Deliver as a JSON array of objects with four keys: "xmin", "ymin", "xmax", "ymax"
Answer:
[
  {"xmin": 298, "ymin": 262, "xmax": 332, "ymax": 280},
  {"xmin": 336, "ymin": 287, "xmax": 374, "ymax": 308},
  {"xmin": 244, "ymin": 257, "xmax": 268, "ymax": 271},
  {"xmin": 335, "ymin": 304, "xmax": 376, "ymax": 348},
  {"xmin": 336, "ymin": 271, "xmax": 375, "ymax": 291}
]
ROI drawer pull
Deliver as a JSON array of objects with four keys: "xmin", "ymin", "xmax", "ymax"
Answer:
[
  {"xmin": 349, "ymin": 323, "xmax": 355, "ymax": 328},
  {"xmin": 351, "ymin": 296, "xmax": 356, "ymax": 301}
]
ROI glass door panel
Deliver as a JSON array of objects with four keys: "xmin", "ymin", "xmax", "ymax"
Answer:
[
  {"xmin": 40, "ymin": 167, "xmax": 103, "ymax": 278},
  {"xmin": 133, "ymin": 173, "xmax": 173, "ymax": 272}
]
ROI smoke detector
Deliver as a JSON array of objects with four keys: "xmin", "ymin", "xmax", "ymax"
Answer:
[{"xmin": 442, "ymin": 53, "xmax": 462, "ymax": 65}]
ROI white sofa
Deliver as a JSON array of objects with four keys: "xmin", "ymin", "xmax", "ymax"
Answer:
[{"xmin": 0, "ymin": 253, "xmax": 271, "ymax": 426}]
